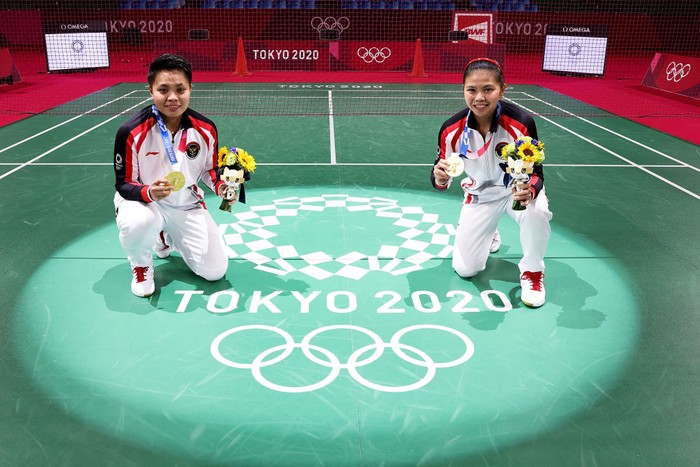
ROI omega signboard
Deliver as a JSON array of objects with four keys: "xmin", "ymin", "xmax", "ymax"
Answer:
[{"xmin": 44, "ymin": 21, "xmax": 110, "ymax": 72}]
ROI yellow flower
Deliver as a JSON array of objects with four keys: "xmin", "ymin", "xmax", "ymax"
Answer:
[
  {"xmin": 237, "ymin": 149, "xmax": 256, "ymax": 173},
  {"xmin": 516, "ymin": 140, "xmax": 544, "ymax": 164},
  {"xmin": 217, "ymin": 147, "xmax": 228, "ymax": 167},
  {"xmin": 501, "ymin": 136, "xmax": 545, "ymax": 164},
  {"xmin": 218, "ymin": 147, "xmax": 238, "ymax": 168},
  {"xmin": 218, "ymin": 146, "xmax": 256, "ymax": 172},
  {"xmin": 500, "ymin": 142, "xmax": 516, "ymax": 159},
  {"xmin": 225, "ymin": 152, "xmax": 238, "ymax": 167}
]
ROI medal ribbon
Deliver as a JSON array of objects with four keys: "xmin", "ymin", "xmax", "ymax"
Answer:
[
  {"xmin": 458, "ymin": 102, "xmax": 502, "ymax": 160},
  {"xmin": 151, "ymin": 105, "xmax": 180, "ymax": 169}
]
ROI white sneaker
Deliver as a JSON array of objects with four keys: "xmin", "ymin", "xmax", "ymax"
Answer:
[
  {"xmin": 153, "ymin": 231, "xmax": 172, "ymax": 259},
  {"xmin": 520, "ymin": 271, "xmax": 545, "ymax": 308},
  {"xmin": 131, "ymin": 264, "xmax": 155, "ymax": 297},
  {"xmin": 489, "ymin": 230, "xmax": 501, "ymax": 253}
]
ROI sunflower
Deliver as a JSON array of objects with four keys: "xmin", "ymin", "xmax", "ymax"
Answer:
[
  {"xmin": 501, "ymin": 136, "xmax": 545, "ymax": 164},
  {"xmin": 217, "ymin": 147, "xmax": 237, "ymax": 168},
  {"xmin": 218, "ymin": 147, "xmax": 256, "ymax": 171},
  {"xmin": 236, "ymin": 149, "xmax": 256, "ymax": 173},
  {"xmin": 516, "ymin": 140, "xmax": 544, "ymax": 164}
]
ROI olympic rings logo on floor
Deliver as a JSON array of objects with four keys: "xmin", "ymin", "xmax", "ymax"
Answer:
[{"xmin": 210, "ymin": 324, "xmax": 475, "ymax": 393}]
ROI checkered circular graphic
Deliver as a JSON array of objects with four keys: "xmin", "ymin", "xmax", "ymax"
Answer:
[{"xmin": 219, "ymin": 194, "xmax": 457, "ymax": 281}]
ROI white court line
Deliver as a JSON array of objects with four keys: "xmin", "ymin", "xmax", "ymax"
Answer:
[
  {"xmin": 518, "ymin": 92, "xmax": 699, "ymax": 173},
  {"xmin": 0, "ymin": 97, "xmax": 151, "ymax": 182},
  {"xmin": 0, "ymin": 89, "xmax": 142, "ymax": 155},
  {"xmin": 328, "ymin": 90, "xmax": 337, "ymax": 164},
  {"xmin": 2, "ymin": 86, "xmax": 695, "ymax": 197},
  {"xmin": 507, "ymin": 95, "xmax": 700, "ymax": 200}
]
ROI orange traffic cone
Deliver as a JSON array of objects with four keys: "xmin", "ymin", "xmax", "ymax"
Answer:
[
  {"xmin": 233, "ymin": 37, "xmax": 252, "ymax": 76},
  {"xmin": 408, "ymin": 38, "xmax": 428, "ymax": 78}
]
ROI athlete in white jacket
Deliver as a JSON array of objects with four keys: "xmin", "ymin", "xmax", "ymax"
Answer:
[
  {"xmin": 431, "ymin": 58, "xmax": 552, "ymax": 307},
  {"xmin": 113, "ymin": 54, "xmax": 231, "ymax": 297}
]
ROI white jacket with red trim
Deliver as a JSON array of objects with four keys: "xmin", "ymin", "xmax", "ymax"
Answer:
[
  {"xmin": 113, "ymin": 106, "xmax": 222, "ymax": 209},
  {"xmin": 431, "ymin": 101, "xmax": 544, "ymax": 204}
]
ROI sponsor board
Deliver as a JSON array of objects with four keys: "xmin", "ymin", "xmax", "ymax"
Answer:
[
  {"xmin": 452, "ymin": 12, "xmax": 494, "ymax": 44},
  {"xmin": 642, "ymin": 53, "xmax": 700, "ymax": 100}
]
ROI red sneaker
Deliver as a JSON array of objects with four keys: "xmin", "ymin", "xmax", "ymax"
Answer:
[
  {"xmin": 520, "ymin": 271, "xmax": 545, "ymax": 308},
  {"xmin": 131, "ymin": 264, "xmax": 155, "ymax": 297}
]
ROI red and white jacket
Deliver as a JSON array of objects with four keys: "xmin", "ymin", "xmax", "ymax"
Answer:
[
  {"xmin": 113, "ymin": 106, "xmax": 224, "ymax": 209},
  {"xmin": 431, "ymin": 101, "xmax": 544, "ymax": 204}
]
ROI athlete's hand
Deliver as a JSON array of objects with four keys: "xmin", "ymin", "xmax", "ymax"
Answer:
[
  {"xmin": 149, "ymin": 178, "xmax": 174, "ymax": 201},
  {"xmin": 433, "ymin": 159, "xmax": 451, "ymax": 187},
  {"xmin": 512, "ymin": 182, "xmax": 534, "ymax": 207},
  {"xmin": 218, "ymin": 184, "xmax": 239, "ymax": 205}
]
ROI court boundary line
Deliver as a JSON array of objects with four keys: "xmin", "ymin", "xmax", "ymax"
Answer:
[
  {"xmin": 509, "ymin": 96, "xmax": 700, "ymax": 200},
  {"xmin": 1, "ymin": 85, "xmax": 696, "ymax": 199},
  {"xmin": 518, "ymin": 92, "xmax": 700, "ymax": 173},
  {"xmin": 0, "ymin": 90, "xmax": 142, "ymax": 155},
  {"xmin": 0, "ymin": 97, "xmax": 151, "ymax": 182},
  {"xmin": 328, "ymin": 90, "xmax": 337, "ymax": 164}
]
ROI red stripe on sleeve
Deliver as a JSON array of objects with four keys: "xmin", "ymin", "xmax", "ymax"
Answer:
[
  {"xmin": 448, "ymin": 120, "xmax": 464, "ymax": 156},
  {"xmin": 500, "ymin": 114, "xmax": 529, "ymax": 139},
  {"xmin": 141, "ymin": 185, "xmax": 151, "ymax": 202}
]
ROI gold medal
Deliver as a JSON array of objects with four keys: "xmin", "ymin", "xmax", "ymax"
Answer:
[
  {"xmin": 445, "ymin": 154, "xmax": 464, "ymax": 177},
  {"xmin": 165, "ymin": 171, "xmax": 186, "ymax": 191}
]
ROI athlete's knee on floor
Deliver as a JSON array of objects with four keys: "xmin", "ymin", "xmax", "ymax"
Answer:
[
  {"xmin": 196, "ymin": 262, "xmax": 228, "ymax": 282},
  {"xmin": 453, "ymin": 263, "xmax": 484, "ymax": 279}
]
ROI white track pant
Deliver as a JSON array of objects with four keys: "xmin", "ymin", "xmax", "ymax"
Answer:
[
  {"xmin": 114, "ymin": 194, "xmax": 228, "ymax": 281},
  {"xmin": 452, "ymin": 188, "xmax": 552, "ymax": 278}
]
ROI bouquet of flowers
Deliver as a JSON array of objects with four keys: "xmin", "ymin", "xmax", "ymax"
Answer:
[
  {"xmin": 500, "ymin": 136, "xmax": 545, "ymax": 211},
  {"xmin": 217, "ymin": 146, "xmax": 256, "ymax": 212}
]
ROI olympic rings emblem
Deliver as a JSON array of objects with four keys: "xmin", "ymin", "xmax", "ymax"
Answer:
[
  {"xmin": 567, "ymin": 43, "xmax": 582, "ymax": 57},
  {"xmin": 665, "ymin": 62, "xmax": 691, "ymax": 82},
  {"xmin": 71, "ymin": 40, "xmax": 85, "ymax": 54},
  {"xmin": 357, "ymin": 47, "xmax": 392, "ymax": 64},
  {"xmin": 311, "ymin": 16, "xmax": 350, "ymax": 32},
  {"xmin": 211, "ymin": 324, "xmax": 475, "ymax": 393}
]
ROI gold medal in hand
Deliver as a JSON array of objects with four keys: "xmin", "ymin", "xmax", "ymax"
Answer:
[
  {"xmin": 445, "ymin": 154, "xmax": 464, "ymax": 177},
  {"xmin": 165, "ymin": 171, "xmax": 186, "ymax": 191}
]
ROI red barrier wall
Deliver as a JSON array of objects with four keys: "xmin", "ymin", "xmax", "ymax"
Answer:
[{"xmin": 1, "ymin": 9, "xmax": 696, "ymax": 54}]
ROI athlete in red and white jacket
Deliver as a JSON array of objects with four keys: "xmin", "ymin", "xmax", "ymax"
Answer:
[
  {"xmin": 431, "ymin": 58, "xmax": 552, "ymax": 308},
  {"xmin": 113, "ymin": 54, "xmax": 229, "ymax": 297},
  {"xmin": 431, "ymin": 100, "xmax": 544, "ymax": 204},
  {"xmin": 114, "ymin": 106, "xmax": 223, "ymax": 208}
]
